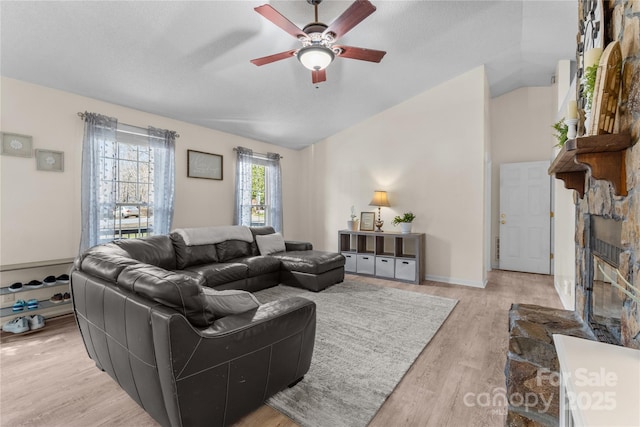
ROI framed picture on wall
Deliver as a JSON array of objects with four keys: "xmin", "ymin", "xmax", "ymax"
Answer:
[
  {"xmin": 35, "ymin": 149, "xmax": 64, "ymax": 172},
  {"xmin": 1, "ymin": 132, "xmax": 33, "ymax": 157},
  {"xmin": 187, "ymin": 149, "xmax": 223, "ymax": 180},
  {"xmin": 360, "ymin": 212, "xmax": 375, "ymax": 231}
]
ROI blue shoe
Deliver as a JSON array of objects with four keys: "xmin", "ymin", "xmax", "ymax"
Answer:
[
  {"xmin": 26, "ymin": 299, "xmax": 39, "ymax": 310},
  {"xmin": 2, "ymin": 317, "xmax": 29, "ymax": 334},
  {"xmin": 12, "ymin": 300, "xmax": 26, "ymax": 312}
]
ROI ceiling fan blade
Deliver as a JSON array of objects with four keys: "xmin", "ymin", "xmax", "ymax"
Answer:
[
  {"xmin": 255, "ymin": 4, "xmax": 306, "ymax": 39},
  {"xmin": 335, "ymin": 45, "xmax": 386, "ymax": 63},
  {"xmin": 250, "ymin": 49, "xmax": 297, "ymax": 66},
  {"xmin": 324, "ymin": 0, "xmax": 376, "ymax": 41},
  {"xmin": 312, "ymin": 69, "xmax": 327, "ymax": 84}
]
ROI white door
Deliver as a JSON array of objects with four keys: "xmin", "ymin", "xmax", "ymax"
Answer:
[{"xmin": 499, "ymin": 161, "xmax": 551, "ymax": 274}]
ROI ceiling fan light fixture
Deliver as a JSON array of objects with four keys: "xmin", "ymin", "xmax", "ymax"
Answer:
[{"xmin": 297, "ymin": 45, "xmax": 335, "ymax": 71}]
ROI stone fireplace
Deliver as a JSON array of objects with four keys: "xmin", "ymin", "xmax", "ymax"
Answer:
[{"xmin": 505, "ymin": 2, "xmax": 639, "ymax": 425}]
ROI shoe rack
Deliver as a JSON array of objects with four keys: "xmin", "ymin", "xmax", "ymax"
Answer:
[{"xmin": 0, "ymin": 258, "xmax": 75, "ymax": 325}]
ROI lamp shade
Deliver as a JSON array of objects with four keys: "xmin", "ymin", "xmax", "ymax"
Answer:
[
  {"xmin": 297, "ymin": 46, "xmax": 334, "ymax": 71},
  {"xmin": 369, "ymin": 190, "xmax": 390, "ymax": 207}
]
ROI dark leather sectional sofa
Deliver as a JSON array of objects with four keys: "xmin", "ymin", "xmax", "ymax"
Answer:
[{"xmin": 70, "ymin": 225, "xmax": 345, "ymax": 427}]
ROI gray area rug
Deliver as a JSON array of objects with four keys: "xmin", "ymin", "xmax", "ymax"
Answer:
[{"xmin": 255, "ymin": 281, "xmax": 458, "ymax": 427}]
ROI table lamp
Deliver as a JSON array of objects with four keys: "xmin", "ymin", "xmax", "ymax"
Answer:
[{"xmin": 369, "ymin": 190, "xmax": 390, "ymax": 232}]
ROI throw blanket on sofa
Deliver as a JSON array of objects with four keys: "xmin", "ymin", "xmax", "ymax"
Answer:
[{"xmin": 173, "ymin": 225, "xmax": 254, "ymax": 246}]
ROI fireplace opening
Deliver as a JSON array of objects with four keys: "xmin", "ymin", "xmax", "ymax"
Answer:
[{"xmin": 588, "ymin": 216, "xmax": 624, "ymax": 345}]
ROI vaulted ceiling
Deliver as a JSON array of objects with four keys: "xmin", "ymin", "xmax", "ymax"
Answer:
[{"xmin": 1, "ymin": 1, "xmax": 577, "ymax": 149}]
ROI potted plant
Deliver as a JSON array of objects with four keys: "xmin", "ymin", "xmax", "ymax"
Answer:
[
  {"xmin": 392, "ymin": 212, "xmax": 416, "ymax": 234},
  {"xmin": 552, "ymin": 118, "xmax": 568, "ymax": 147},
  {"xmin": 347, "ymin": 206, "xmax": 359, "ymax": 231}
]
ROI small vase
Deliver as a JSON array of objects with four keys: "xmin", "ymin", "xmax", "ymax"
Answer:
[
  {"xmin": 347, "ymin": 220, "xmax": 359, "ymax": 231},
  {"xmin": 400, "ymin": 223, "xmax": 413, "ymax": 234}
]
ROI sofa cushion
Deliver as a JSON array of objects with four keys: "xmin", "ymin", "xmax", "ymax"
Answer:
[
  {"xmin": 117, "ymin": 264, "xmax": 215, "ymax": 327},
  {"xmin": 79, "ymin": 243, "xmax": 140, "ymax": 282},
  {"xmin": 113, "ymin": 235, "xmax": 176, "ymax": 270},
  {"xmin": 232, "ymin": 256, "xmax": 282, "ymax": 277},
  {"xmin": 249, "ymin": 226, "xmax": 276, "ymax": 255},
  {"xmin": 185, "ymin": 262, "xmax": 249, "ymax": 287},
  {"xmin": 170, "ymin": 232, "xmax": 218, "ymax": 269},
  {"xmin": 215, "ymin": 240, "xmax": 253, "ymax": 262},
  {"xmin": 270, "ymin": 250, "xmax": 346, "ymax": 275},
  {"xmin": 201, "ymin": 288, "xmax": 260, "ymax": 317},
  {"xmin": 255, "ymin": 233, "xmax": 286, "ymax": 256}
]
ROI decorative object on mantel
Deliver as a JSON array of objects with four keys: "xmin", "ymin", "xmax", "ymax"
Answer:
[
  {"xmin": 392, "ymin": 212, "xmax": 416, "ymax": 234},
  {"xmin": 552, "ymin": 118, "xmax": 569, "ymax": 147},
  {"xmin": 565, "ymin": 100, "xmax": 578, "ymax": 140},
  {"xmin": 589, "ymin": 41, "xmax": 622, "ymax": 136},
  {"xmin": 35, "ymin": 149, "xmax": 64, "ymax": 172},
  {"xmin": 1, "ymin": 132, "xmax": 33, "ymax": 157},
  {"xmin": 347, "ymin": 205, "xmax": 359, "ymax": 231},
  {"xmin": 368, "ymin": 190, "xmax": 390, "ymax": 232}
]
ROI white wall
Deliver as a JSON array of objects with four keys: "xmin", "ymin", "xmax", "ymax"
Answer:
[
  {"xmin": 0, "ymin": 77, "xmax": 304, "ymax": 265},
  {"xmin": 296, "ymin": 67, "xmax": 489, "ymax": 287},
  {"xmin": 489, "ymin": 86, "xmax": 555, "ymax": 267},
  {"xmin": 552, "ymin": 61, "xmax": 576, "ymax": 310}
]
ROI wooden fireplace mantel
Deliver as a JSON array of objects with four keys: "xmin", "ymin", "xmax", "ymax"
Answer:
[{"xmin": 548, "ymin": 133, "xmax": 632, "ymax": 198}]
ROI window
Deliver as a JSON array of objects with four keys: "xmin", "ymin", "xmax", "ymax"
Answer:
[
  {"xmin": 234, "ymin": 147, "xmax": 282, "ymax": 232},
  {"xmin": 80, "ymin": 113, "xmax": 175, "ymax": 253},
  {"xmin": 98, "ymin": 127, "xmax": 154, "ymax": 240}
]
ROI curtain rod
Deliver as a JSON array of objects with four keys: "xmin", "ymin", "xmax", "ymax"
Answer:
[
  {"xmin": 77, "ymin": 112, "xmax": 180, "ymax": 138},
  {"xmin": 233, "ymin": 147, "xmax": 283, "ymax": 159}
]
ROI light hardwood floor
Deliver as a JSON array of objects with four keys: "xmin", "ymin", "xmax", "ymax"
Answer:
[{"xmin": 0, "ymin": 270, "xmax": 562, "ymax": 427}]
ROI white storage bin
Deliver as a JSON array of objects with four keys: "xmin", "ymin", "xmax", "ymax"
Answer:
[
  {"xmin": 356, "ymin": 254, "xmax": 375, "ymax": 275},
  {"xmin": 375, "ymin": 257, "xmax": 395, "ymax": 278},
  {"xmin": 395, "ymin": 259, "xmax": 416, "ymax": 282},
  {"xmin": 342, "ymin": 253, "xmax": 357, "ymax": 272}
]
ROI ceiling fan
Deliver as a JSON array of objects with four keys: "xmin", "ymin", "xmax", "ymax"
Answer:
[{"xmin": 250, "ymin": 0, "xmax": 386, "ymax": 84}]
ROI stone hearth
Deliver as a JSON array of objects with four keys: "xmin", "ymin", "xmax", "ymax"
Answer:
[{"xmin": 505, "ymin": 304, "xmax": 596, "ymax": 427}]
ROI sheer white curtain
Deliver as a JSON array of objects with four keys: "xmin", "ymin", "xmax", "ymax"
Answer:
[
  {"xmin": 233, "ymin": 147, "xmax": 283, "ymax": 232},
  {"xmin": 234, "ymin": 147, "xmax": 254, "ymax": 227},
  {"xmin": 148, "ymin": 126, "xmax": 176, "ymax": 235},
  {"xmin": 265, "ymin": 152, "xmax": 283, "ymax": 233},
  {"xmin": 79, "ymin": 112, "xmax": 118, "ymax": 253}
]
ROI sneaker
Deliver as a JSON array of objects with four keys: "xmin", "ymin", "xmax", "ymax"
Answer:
[
  {"xmin": 49, "ymin": 293, "xmax": 63, "ymax": 304},
  {"xmin": 43, "ymin": 275, "xmax": 57, "ymax": 286},
  {"xmin": 8, "ymin": 282, "xmax": 23, "ymax": 292},
  {"xmin": 27, "ymin": 314, "xmax": 45, "ymax": 330},
  {"xmin": 56, "ymin": 274, "xmax": 70, "ymax": 284},
  {"xmin": 62, "ymin": 292, "xmax": 71, "ymax": 302},
  {"xmin": 12, "ymin": 300, "xmax": 26, "ymax": 312},
  {"xmin": 26, "ymin": 299, "xmax": 39, "ymax": 310},
  {"xmin": 25, "ymin": 280, "xmax": 43, "ymax": 289},
  {"xmin": 2, "ymin": 317, "xmax": 29, "ymax": 334}
]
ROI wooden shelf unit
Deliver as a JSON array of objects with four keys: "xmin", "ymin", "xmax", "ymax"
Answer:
[
  {"xmin": 338, "ymin": 230, "xmax": 425, "ymax": 284},
  {"xmin": 548, "ymin": 133, "xmax": 632, "ymax": 198}
]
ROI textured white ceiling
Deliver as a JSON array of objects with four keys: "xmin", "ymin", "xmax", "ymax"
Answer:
[{"xmin": 0, "ymin": 1, "xmax": 577, "ymax": 150}]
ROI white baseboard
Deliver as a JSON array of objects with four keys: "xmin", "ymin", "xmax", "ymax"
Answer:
[{"xmin": 425, "ymin": 274, "xmax": 487, "ymax": 289}]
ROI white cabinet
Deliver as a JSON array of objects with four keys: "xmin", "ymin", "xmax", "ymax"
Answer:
[
  {"xmin": 553, "ymin": 334, "xmax": 640, "ymax": 427},
  {"xmin": 338, "ymin": 230, "xmax": 425, "ymax": 284}
]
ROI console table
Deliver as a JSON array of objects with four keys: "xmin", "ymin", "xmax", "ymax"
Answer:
[
  {"xmin": 338, "ymin": 230, "xmax": 425, "ymax": 284},
  {"xmin": 553, "ymin": 334, "xmax": 640, "ymax": 427}
]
